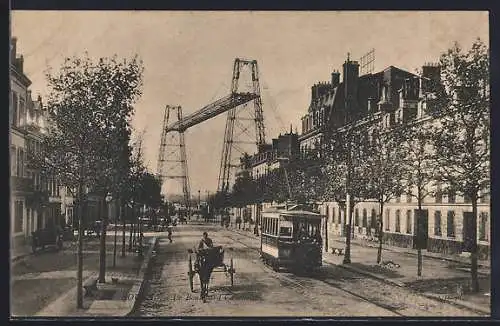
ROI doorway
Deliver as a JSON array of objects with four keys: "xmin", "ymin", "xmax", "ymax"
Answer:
[{"xmin": 413, "ymin": 209, "xmax": 428, "ymax": 249}]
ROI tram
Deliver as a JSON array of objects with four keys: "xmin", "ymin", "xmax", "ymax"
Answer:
[{"xmin": 259, "ymin": 203, "xmax": 324, "ymax": 273}]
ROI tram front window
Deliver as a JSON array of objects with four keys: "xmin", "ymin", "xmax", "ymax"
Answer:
[{"xmin": 279, "ymin": 227, "xmax": 292, "ymax": 237}]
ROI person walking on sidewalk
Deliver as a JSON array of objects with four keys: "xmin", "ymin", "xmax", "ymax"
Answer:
[{"xmin": 167, "ymin": 223, "xmax": 173, "ymax": 243}]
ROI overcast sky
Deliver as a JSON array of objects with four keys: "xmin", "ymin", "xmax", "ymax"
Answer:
[{"xmin": 11, "ymin": 11, "xmax": 489, "ymax": 197}]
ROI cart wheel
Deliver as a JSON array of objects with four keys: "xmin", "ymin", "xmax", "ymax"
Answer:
[
  {"xmin": 188, "ymin": 255, "xmax": 194, "ymax": 292},
  {"xmin": 230, "ymin": 258, "xmax": 234, "ymax": 286}
]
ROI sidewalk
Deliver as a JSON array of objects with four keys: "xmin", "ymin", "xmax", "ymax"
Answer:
[
  {"xmin": 11, "ymin": 234, "xmax": 158, "ymax": 317},
  {"xmin": 338, "ymin": 235, "xmax": 490, "ymax": 269},
  {"xmin": 11, "ymin": 244, "xmax": 33, "ymax": 262},
  {"xmin": 322, "ymin": 241, "xmax": 490, "ymax": 315},
  {"xmin": 35, "ymin": 237, "xmax": 158, "ymax": 317},
  {"xmin": 228, "ymin": 226, "xmax": 491, "ymax": 315}
]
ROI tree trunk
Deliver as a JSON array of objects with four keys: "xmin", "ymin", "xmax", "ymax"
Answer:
[
  {"xmin": 417, "ymin": 198, "xmax": 423, "ymax": 277},
  {"xmin": 98, "ymin": 197, "xmax": 107, "ymax": 283},
  {"xmin": 343, "ymin": 202, "xmax": 352, "ymax": 264},
  {"xmin": 128, "ymin": 214, "xmax": 133, "ymax": 252},
  {"xmin": 471, "ymin": 194, "xmax": 479, "ymax": 292},
  {"xmin": 324, "ymin": 209, "xmax": 329, "ymax": 253},
  {"xmin": 113, "ymin": 198, "xmax": 119, "ymax": 268},
  {"xmin": 76, "ymin": 180, "xmax": 84, "ymax": 309},
  {"xmin": 122, "ymin": 203, "xmax": 126, "ymax": 257},
  {"xmin": 377, "ymin": 201, "xmax": 384, "ymax": 264}
]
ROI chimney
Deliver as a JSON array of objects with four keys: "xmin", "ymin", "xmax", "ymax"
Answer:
[
  {"xmin": 10, "ymin": 37, "xmax": 17, "ymax": 63},
  {"xmin": 421, "ymin": 63, "xmax": 441, "ymax": 94},
  {"xmin": 331, "ymin": 70, "xmax": 340, "ymax": 88},
  {"xmin": 16, "ymin": 55, "xmax": 24, "ymax": 72},
  {"xmin": 343, "ymin": 54, "xmax": 360, "ymax": 119}
]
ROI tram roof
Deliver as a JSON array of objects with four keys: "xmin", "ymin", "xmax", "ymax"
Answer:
[{"xmin": 262, "ymin": 205, "xmax": 323, "ymax": 219}]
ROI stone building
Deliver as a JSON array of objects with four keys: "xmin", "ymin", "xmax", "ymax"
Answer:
[
  {"xmin": 10, "ymin": 37, "xmax": 71, "ymax": 250},
  {"xmin": 299, "ymin": 55, "xmax": 490, "ymax": 259},
  {"xmin": 232, "ymin": 130, "xmax": 301, "ymax": 226}
]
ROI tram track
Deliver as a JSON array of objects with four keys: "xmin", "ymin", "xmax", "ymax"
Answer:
[
  {"xmin": 221, "ymin": 232, "xmax": 406, "ymax": 316},
  {"xmin": 221, "ymin": 229, "xmax": 484, "ymax": 317}
]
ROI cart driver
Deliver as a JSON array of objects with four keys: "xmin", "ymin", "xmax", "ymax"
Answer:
[{"xmin": 198, "ymin": 232, "xmax": 214, "ymax": 250}]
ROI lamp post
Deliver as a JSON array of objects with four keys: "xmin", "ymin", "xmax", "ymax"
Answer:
[{"xmin": 105, "ymin": 193, "xmax": 114, "ymax": 268}]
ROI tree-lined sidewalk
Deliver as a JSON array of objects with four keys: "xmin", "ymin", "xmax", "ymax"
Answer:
[{"xmin": 11, "ymin": 234, "xmax": 149, "ymax": 317}]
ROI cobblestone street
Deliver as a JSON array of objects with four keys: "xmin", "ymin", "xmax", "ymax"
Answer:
[{"xmin": 133, "ymin": 224, "xmax": 488, "ymax": 317}]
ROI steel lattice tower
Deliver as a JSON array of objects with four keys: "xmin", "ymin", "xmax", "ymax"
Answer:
[
  {"xmin": 157, "ymin": 105, "xmax": 191, "ymax": 213},
  {"xmin": 217, "ymin": 59, "xmax": 266, "ymax": 194}
]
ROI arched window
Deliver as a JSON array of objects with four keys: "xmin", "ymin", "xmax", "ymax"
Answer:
[
  {"xmin": 362, "ymin": 208, "xmax": 368, "ymax": 227},
  {"xmin": 355, "ymin": 208, "xmax": 359, "ymax": 226}
]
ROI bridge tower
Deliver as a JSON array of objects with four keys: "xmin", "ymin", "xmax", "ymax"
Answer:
[
  {"xmin": 157, "ymin": 105, "xmax": 191, "ymax": 214},
  {"xmin": 217, "ymin": 59, "xmax": 266, "ymax": 194}
]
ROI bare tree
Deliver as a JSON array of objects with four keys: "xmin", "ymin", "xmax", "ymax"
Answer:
[
  {"xmin": 322, "ymin": 129, "xmax": 371, "ymax": 264},
  {"xmin": 400, "ymin": 121, "xmax": 439, "ymax": 276},
  {"xmin": 365, "ymin": 126, "xmax": 407, "ymax": 264}
]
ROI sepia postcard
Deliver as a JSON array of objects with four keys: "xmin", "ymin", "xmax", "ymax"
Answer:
[{"xmin": 9, "ymin": 10, "xmax": 491, "ymax": 318}]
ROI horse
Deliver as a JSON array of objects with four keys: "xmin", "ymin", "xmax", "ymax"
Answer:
[{"xmin": 193, "ymin": 246, "xmax": 225, "ymax": 302}]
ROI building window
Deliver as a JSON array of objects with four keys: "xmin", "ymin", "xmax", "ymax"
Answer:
[
  {"xmin": 11, "ymin": 92, "xmax": 18, "ymax": 126},
  {"xmin": 362, "ymin": 209, "xmax": 367, "ymax": 227},
  {"xmin": 480, "ymin": 192, "xmax": 490, "ymax": 204},
  {"xmin": 17, "ymin": 148, "xmax": 25, "ymax": 177},
  {"xmin": 19, "ymin": 97, "xmax": 26, "ymax": 126},
  {"xmin": 354, "ymin": 208, "xmax": 359, "ymax": 226},
  {"xmin": 448, "ymin": 189, "xmax": 456, "ymax": 203},
  {"xmin": 385, "ymin": 209, "xmax": 390, "ymax": 231},
  {"xmin": 447, "ymin": 211, "xmax": 455, "ymax": 237},
  {"xmin": 434, "ymin": 211, "xmax": 442, "ymax": 236},
  {"xmin": 396, "ymin": 195, "xmax": 401, "ymax": 203},
  {"xmin": 371, "ymin": 209, "xmax": 377, "ymax": 228},
  {"xmin": 464, "ymin": 193, "xmax": 472, "ymax": 203},
  {"xmin": 395, "ymin": 210, "xmax": 401, "ymax": 232},
  {"xmin": 406, "ymin": 193, "xmax": 412, "ymax": 203},
  {"xmin": 406, "ymin": 210, "xmax": 412, "ymax": 234},
  {"xmin": 479, "ymin": 212, "xmax": 488, "ymax": 241},
  {"xmin": 14, "ymin": 201, "xmax": 24, "ymax": 233},
  {"xmin": 331, "ymin": 207, "xmax": 335, "ymax": 224},
  {"xmin": 10, "ymin": 146, "xmax": 17, "ymax": 176}
]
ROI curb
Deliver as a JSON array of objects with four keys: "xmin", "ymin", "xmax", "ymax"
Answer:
[{"xmin": 126, "ymin": 237, "xmax": 159, "ymax": 316}]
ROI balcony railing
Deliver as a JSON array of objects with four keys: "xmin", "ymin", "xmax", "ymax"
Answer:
[{"xmin": 11, "ymin": 176, "xmax": 34, "ymax": 193}]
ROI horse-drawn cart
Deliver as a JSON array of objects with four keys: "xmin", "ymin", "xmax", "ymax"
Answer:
[{"xmin": 187, "ymin": 246, "xmax": 235, "ymax": 302}]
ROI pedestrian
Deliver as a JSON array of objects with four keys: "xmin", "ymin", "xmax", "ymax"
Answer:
[{"xmin": 167, "ymin": 223, "xmax": 173, "ymax": 243}]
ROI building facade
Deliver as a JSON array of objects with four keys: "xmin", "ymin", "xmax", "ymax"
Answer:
[
  {"xmin": 10, "ymin": 37, "xmax": 71, "ymax": 250},
  {"xmin": 299, "ymin": 55, "xmax": 490, "ymax": 259}
]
